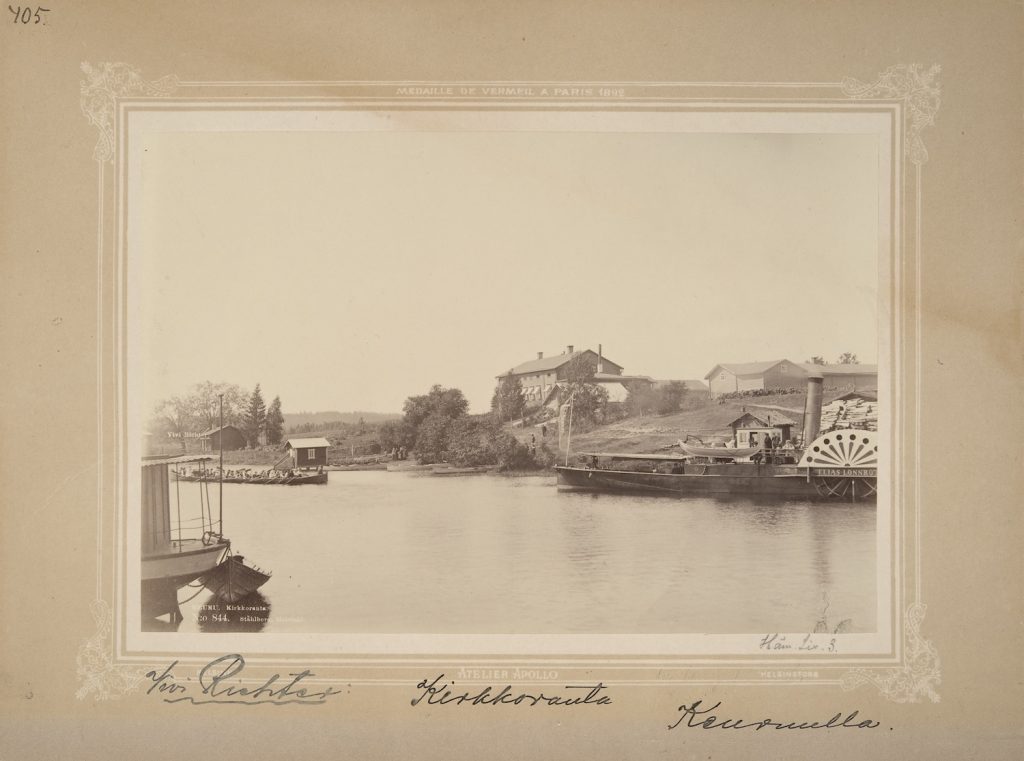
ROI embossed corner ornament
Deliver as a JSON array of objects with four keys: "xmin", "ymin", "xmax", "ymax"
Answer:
[
  {"xmin": 76, "ymin": 599, "xmax": 145, "ymax": 700},
  {"xmin": 79, "ymin": 62, "xmax": 178, "ymax": 163},
  {"xmin": 840, "ymin": 603, "xmax": 941, "ymax": 703},
  {"xmin": 842, "ymin": 63, "xmax": 941, "ymax": 166}
]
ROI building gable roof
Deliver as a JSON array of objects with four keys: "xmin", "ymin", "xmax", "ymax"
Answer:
[
  {"xmin": 285, "ymin": 437, "xmax": 331, "ymax": 449},
  {"xmin": 200, "ymin": 424, "xmax": 243, "ymax": 437},
  {"xmin": 705, "ymin": 359, "xmax": 794, "ymax": 380},
  {"xmin": 502, "ymin": 349, "xmax": 623, "ymax": 377}
]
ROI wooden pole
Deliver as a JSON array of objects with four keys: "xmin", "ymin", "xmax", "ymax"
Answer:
[{"xmin": 218, "ymin": 394, "xmax": 224, "ymax": 536}]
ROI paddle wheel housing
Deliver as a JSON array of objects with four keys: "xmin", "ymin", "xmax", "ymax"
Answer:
[{"xmin": 798, "ymin": 429, "xmax": 878, "ymax": 502}]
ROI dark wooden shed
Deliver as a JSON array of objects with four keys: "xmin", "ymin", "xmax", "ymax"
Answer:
[
  {"xmin": 201, "ymin": 425, "xmax": 247, "ymax": 451},
  {"xmin": 286, "ymin": 437, "xmax": 331, "ymax": 468}
]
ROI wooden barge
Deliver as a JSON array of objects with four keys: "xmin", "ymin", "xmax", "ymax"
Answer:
[{"xmin": 174, "ymin": 469, "xmax": 328, "ymax": 485}]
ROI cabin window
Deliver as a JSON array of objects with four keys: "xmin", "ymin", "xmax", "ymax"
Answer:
[{"xmin": 307, "ymin": 448, "xmax": 316, "ymax": 460}]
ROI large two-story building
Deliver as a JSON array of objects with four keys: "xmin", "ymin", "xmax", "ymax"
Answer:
[{"xmin": 497, "ymin": 345, "xmax": 626, "ymax": 406}]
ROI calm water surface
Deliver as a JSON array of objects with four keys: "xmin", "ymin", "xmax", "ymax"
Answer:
[{"xmin": 173, "ymin": 471, "xmax": 876, "ymax": 634}]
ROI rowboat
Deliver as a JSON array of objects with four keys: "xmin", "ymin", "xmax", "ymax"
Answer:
[
  {"xmin": 200, "ymin": 554, "xmax": 272, "ymax": 603},
  {"xmin": 431, "ymin": 465, "xmax": 493, "ymax": 476}
]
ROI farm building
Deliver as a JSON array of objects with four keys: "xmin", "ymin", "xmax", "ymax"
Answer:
[
  {"xmin": 705, "ymin": 359, "xmax": 806, "ymax": 397},
  {"xmin": 200, "ymin": 425, "xmax": 246, "ymax": 451},
  {"xmin": 705, "ymin": 359, "xmax": 878, "ymax": 397},
  {"xmin": 801, "ymin": 363, "xmax": 878, "ymax": 392},
  {"xmin": 285, "ymin": 437, "xmax": 331, "ymax": 468}
]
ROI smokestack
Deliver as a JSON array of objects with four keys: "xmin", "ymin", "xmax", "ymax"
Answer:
[
  {"xmin": 567, "ymin": 344, "xmax": 574, "ymax": 354},
  {"xmin": 537, "ymin": 351, "xmax": 544, "ymax": 360},
  {"xmin": 597, "ymin": 343, "xmax": 604, "ymax": 373},
  {"xmin": 803, "ymin": 375, "xmax": 824, "ymax": 445}
]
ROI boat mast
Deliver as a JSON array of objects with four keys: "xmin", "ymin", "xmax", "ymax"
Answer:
[
  {"xmin": 564, "ymin": 390, "xmax": 575, "ymax": 466},
  {"xmin": 218, "ymin": 393, "xmax": 224, "ymax": 536}
]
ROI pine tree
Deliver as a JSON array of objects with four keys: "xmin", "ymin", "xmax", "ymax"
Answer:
[
  {"xmin": 244, "ymin": 383, "xmax": 267, "ymax": 447},
  {"xmin": 265, "ymin": 395, "xmax": 284, "ymax": 445}
]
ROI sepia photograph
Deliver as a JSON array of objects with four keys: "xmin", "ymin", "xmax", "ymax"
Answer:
[{"xmin": 130, "ymin": 109, "xmax": 890, "ymax": 648}]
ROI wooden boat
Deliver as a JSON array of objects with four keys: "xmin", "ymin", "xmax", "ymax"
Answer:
[
  {"xmin": 431, "ymin": 465, "xmax": 493, "ymax": 476},
  {"xmin": 555, "ymin": 430, "xmax": 877, "ymax": 502},
  {"xmin": 175, "ymin": 469, "xmax": 328, "ymax": 485},
  {"xmin": 386, "ymin": 460, "xmax": 435, "ymax": 472},
  {"xmin": 284, "ymin": 471, "xmax": 328, "ymax": 485},
  {"xmin": 200, "ymin": 554, "xmax": 272, "ymax": 603}
]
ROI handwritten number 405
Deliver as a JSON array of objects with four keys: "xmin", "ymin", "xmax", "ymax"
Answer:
[{"xmin": 9, "ymin": 5, "xmax": 50, "ymax": 24}]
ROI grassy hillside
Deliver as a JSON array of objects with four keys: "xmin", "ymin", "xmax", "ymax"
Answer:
[{"xmin": 546, "ymin": 390, "xmax": 847, "ymax": 455}]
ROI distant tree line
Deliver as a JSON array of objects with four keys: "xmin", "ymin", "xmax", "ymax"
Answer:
[
  {"xmin": 807, "ymin": 353, "xmax": 860, "ymax": 365},
  {"xmin": 288, "ymin": 420, "xmax": 352, "ymax": 434}
]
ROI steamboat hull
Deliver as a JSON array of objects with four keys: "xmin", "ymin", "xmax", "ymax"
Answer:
[
  {"xmin": 555, "ymin": 465, "xmax": 875, "ymax": 501},
  {"xmin": 142, "ymin": 540, "xmax": 229, "ymax": 586}
]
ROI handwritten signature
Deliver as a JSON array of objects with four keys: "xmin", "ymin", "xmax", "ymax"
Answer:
[
  {"xmin": 669, "ymin": 699, "xmax": 882, "ymax": 731},
  {"xmin": 145, "ymin": 654, "xmax": 342, "ymax": 706},
  {"xmin": 411, "ymin": 673, "xmax": 612, "ymax": 707},
  {"xmin": 759, "ymin": 633, "xmax": 837, "ymax": 652}
]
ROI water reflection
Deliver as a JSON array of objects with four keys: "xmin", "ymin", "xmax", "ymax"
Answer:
[
  {"xmin": 142, "ymin": 614, "xmax": 184, "ymax": 633},
  {"xmin": 160, "ymin": 472, "xmax": 876, "ymax": 634}
]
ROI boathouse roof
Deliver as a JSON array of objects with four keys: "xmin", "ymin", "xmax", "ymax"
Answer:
[{"xmin": 285, "ymin": 437, "xmax": 331, "ymax": 449}]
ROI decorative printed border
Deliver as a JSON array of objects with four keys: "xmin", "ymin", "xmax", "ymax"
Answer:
[{"xmin": 76, "ymin": 63, "xmax": 941, "ymax": 703}]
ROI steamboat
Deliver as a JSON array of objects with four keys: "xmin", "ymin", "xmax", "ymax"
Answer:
[{"xmin": 555, "ymin": 376, "xmax": 878, "ymax": 502}]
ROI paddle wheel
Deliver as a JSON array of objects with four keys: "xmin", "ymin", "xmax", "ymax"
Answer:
[{"xmin": 798, "ymin": 429, "xmax": 878, "ymax": 502}]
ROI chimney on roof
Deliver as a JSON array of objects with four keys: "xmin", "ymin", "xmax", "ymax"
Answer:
[
  {"xmin": 567, "ymin": 344, "xmax": 574, "ymax": 354},
  {"xmin": 597, "ymin": 343, "xmax": 604, "ymax": 373},
  {"xmin": 537, "ymin": 351, "xmax": 543, "ymax": 360}
]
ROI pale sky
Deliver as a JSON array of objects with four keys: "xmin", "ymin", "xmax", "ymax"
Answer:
[{"xmin": 137, "ymin": 127, "xmax": 879, "ymax": 414}]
